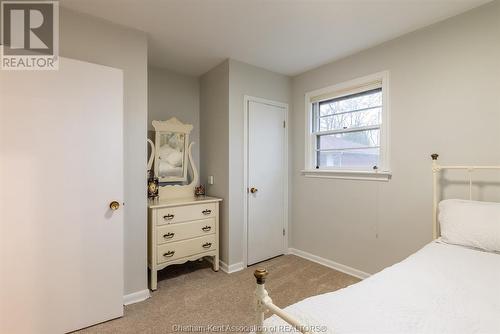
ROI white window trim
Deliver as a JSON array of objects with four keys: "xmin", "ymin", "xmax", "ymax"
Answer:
[{"xmin": 303, "ymin": 71, "xmax": 391, "ymax": 181}]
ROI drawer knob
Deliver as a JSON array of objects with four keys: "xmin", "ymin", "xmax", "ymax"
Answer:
[
  {"xmin": 202, "ymin": 209, "xmax": 212, "ymax": 215},
  {"xmin": 163, "ymin": 214, "xmax": 175, "ymax": 220},
  {"xmin": 202, "ymin": 242, "xmax": 212, "ymax": 249},
  {"xmin": 163, "ymin": 232, "xmax": 175, "ymax": 239},
  {"xmin": 202, "ymin": 225, "xmax": 211, "ymax": 232},
  {"xmin": 163, "ymin": 250, "xmax": 175, "ymax": 257}
]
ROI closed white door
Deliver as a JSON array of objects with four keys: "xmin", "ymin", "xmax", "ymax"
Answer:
[
  {"xmin": 0, "ymin": 58, "xmax": 124, "ymax": 333},
  {"xmin": 247, "ymin": 99, "xmax": 287, "ymax": 265}
]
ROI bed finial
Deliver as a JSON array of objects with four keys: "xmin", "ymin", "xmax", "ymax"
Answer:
[
  {"xmin": 431, "ymin": 153, "xmax": 439, "ymax": 161},
  {"xmin": 254, "ymin": 268, "xmax": 268, "ymax": 285}
]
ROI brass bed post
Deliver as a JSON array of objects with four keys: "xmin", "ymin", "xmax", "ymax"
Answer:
[
  {"xmin": 254, "ymin": 268, "xmax": 311, "ymax": 334},
  {"xmin": 431, "ymin": 154, "xmax": 440, "ymax": 240},
  {"xmin": 254, "ymin": 268, "xmax": 270, "ymax": 334}
]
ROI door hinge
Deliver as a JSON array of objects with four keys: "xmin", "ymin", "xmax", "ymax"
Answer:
[
  {"xmin": 283, "ymin": 228, "xmax": 286, "ymax": 236},
  {"xmin": 283, "ymin": 120, "xmax": 286, "ymax": 128}
]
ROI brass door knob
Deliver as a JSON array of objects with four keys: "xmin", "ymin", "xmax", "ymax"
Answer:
[
  {"xmin": 250, "ymin": 187, "xmax": 258, "ymax": 194},
  {"xmin": 109, "ymin": 201, "xmax": 120, "ymax": 211}
]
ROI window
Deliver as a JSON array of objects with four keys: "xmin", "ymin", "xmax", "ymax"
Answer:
[{"xmin": 304, "ymin": 72, "xmax": 390, "ymax": 180}]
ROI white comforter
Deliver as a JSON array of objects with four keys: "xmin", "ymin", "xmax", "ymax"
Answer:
[{"xmin": 263, "ymin": 241, "xmax": 500, "ymax": 334}]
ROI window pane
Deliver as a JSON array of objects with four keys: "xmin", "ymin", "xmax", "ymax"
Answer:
[
  {"xmin": 318, "ymin": 129, "xmax": 379, "ymax": 150},
  {"xmin": 319, "ymin": 107, "xmax": 380, "ymax": 131},
  {"xmin": 319, "ymin": 88, "xmax": 382, "ymax": 117},
  {"xmin": 317, "ymin": 148, "xmax": 379, "ymax": 169}
]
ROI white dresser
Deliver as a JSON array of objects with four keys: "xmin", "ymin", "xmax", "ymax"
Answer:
[{"xmin": 148, "ymin": 196, "xmax": 222, "ymax": 290}]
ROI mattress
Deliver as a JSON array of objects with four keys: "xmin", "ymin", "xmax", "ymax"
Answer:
[{"xmin": 263, "ymin": 241, "xmax": 500, "ymax": 334}]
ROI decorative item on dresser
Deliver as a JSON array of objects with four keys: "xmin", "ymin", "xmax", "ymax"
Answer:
[
  {"xmin": 148, "ymin": 196, "xmax": 221, "ymax": 290},
  {"xmin": 147, "ymin": 170, "xmax": 159, "ymax": 199},
  {"xmin": 147, "ymin": 139, "xmax": 159, "ymax": 199},
  {"xmin": 195, "ymin": 184, "xmax": 206, "ymax": 197}
]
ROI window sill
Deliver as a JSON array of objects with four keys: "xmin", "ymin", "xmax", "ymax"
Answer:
[{"xmin": 301, "ymin": 169, "xmax": 392, "ymax": 181}]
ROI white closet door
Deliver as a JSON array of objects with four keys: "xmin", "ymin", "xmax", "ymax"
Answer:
[
  {"xmin": 0, "ymin": 58, "xmax": 124, "ymax": 333},
  {"xmin": 247, "ymin": 100, "xmax": 286, "ymax": 265}
]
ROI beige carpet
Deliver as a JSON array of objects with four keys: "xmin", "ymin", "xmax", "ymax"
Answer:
[{"xmin": 77, "ymin": 255, "xmax": 360, "ymax": 334}]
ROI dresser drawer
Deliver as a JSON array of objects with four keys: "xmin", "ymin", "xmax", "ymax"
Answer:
[
  {"xmin": 157, "ymin": 218, "xmax": 215, "ymax": 245},
  {"xmin": 157, "ymin": 203, "xmax": 216, "ymax": 225},
  {"xmin": 157, "ymin": 235, "xmax": 216, "ymax": 264}
]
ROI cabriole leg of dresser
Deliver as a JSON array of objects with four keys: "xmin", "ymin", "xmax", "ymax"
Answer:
[
  {"xmin": 212, "ymin": 254, "xmax": 219, "ymax": 272},
  {"xmin": 150, "ymin": 268, "xmax": 158, "ymax": 290}
]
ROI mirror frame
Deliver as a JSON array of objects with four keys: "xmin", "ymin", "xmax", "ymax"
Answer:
[{"xmin": 152, "ymin": 118, "xmax": 193, "ymax": 183}]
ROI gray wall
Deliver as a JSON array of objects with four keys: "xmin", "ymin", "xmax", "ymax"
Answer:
[
  {"xmin": 148, "ymin": 67, "xmax": 200, "ymax": 170},
  {"xmin": 60, "ymin": 8, "xmax": 148, "ymax": 295},
  {"xmin": 200, "ymin": 61, "xmax": 230, "ymax": 263},
  {"xmin": 199, "ymin": 59, "xmax": 291, "ymax": 267},
  {"xmin": 290, "ymin": 1, "xmax": 500, "ymax": 275},
  {"xmin": 227, "ymin": 59, "xmax": 292, "ymax": 266}
]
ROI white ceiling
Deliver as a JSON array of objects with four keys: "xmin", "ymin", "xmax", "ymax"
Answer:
[{"xmin": 60, "ymin": 0, "xmax": 491, "ymax": 76}]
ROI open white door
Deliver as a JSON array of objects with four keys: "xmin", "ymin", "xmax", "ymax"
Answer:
[
  {"xmin": 0, "ymin": 58, "xmax": 124, "ymax": 333},
  {"xmin": 247, "ymin": 99, "xmax": 287, "ymax": 265}
]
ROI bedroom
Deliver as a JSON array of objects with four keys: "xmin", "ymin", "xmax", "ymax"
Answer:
[{"xmin": 0, "ymin": 0, "xmax": 499, "ymax": 333}]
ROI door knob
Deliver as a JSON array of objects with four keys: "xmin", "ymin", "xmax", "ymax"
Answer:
[
  {"xmin": 109, "ymin": 201, "xmax": 120, "ymax": 211},
  {"xmin": 250, "ymin": 187, "xmax": 258, "ymax": 194}
]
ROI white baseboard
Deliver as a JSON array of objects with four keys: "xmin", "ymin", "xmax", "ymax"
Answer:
[
  {"xmin": 123, "ymin": 289, "xmax": 150, "ymax": 306},
  {"xmin": 288, "ymin": 248, "xmax": 371, "ymax": 280},
  {"xmin": 219, "ymin": 260, "xmax": 245, "ymax": 274}
]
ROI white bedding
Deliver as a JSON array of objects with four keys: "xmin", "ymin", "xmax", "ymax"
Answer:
[{"xmin": 263, "ymin": 241, "xmax": 500, "ymax": 334}]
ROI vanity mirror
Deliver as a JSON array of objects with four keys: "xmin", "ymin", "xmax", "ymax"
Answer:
[{"xmin": 152, "ymin": 118, "xmax": 193, "ymax": 183}]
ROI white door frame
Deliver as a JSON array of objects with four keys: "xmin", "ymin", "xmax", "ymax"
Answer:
[{"xmin": 243, "ymin": 95, "xmax": 289, "ymax": 267}]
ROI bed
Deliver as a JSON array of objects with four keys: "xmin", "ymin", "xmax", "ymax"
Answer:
[{"xmin": 252, "ymin": 154, "xmax": 500, "ymax": 334}]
